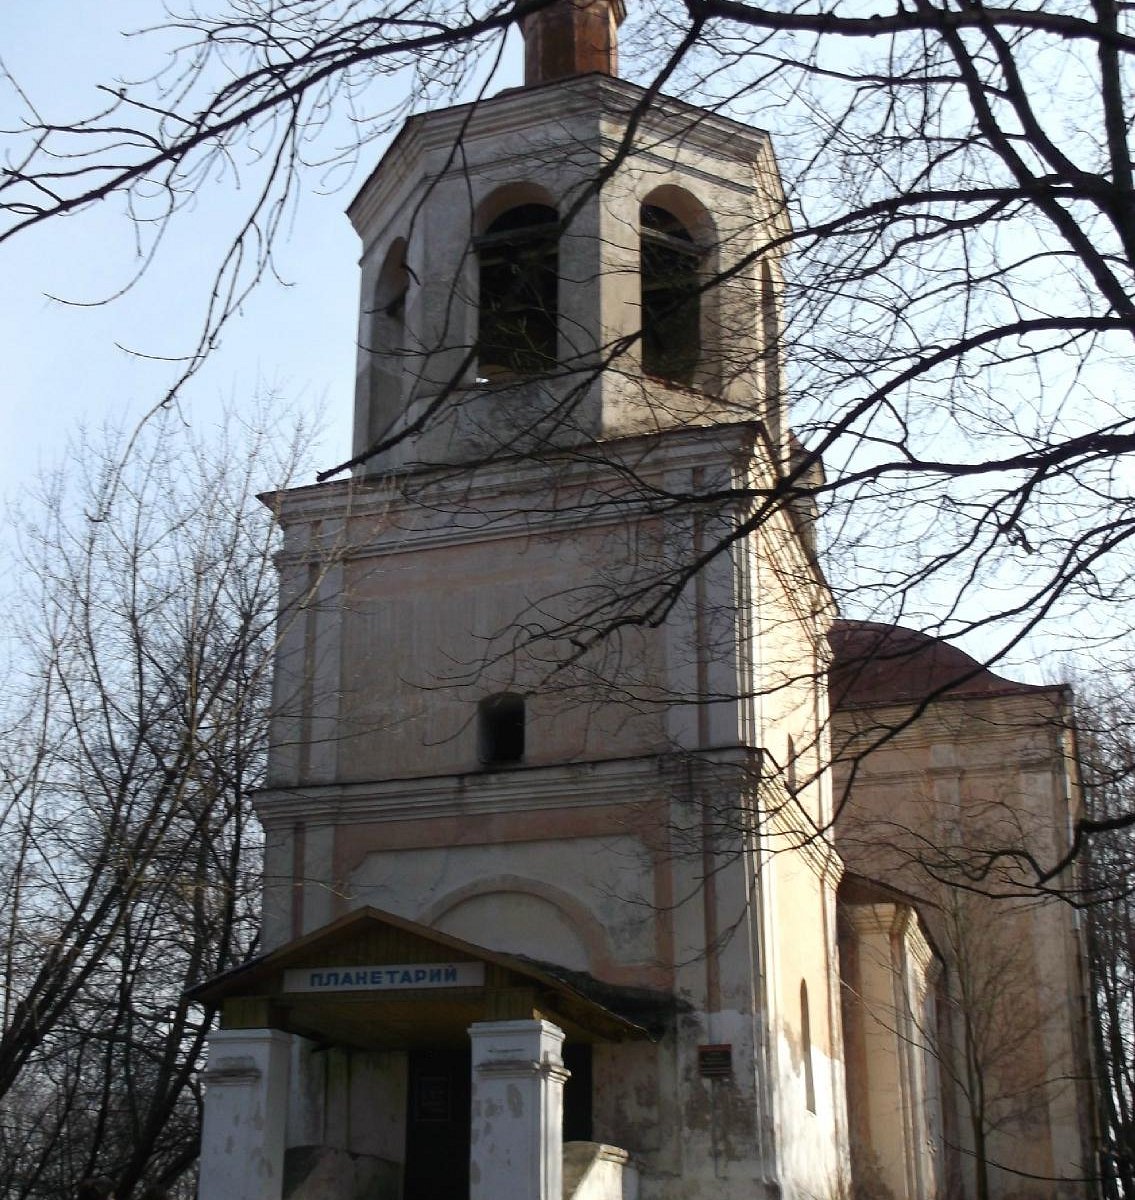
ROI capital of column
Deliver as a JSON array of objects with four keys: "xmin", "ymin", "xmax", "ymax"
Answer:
[{"xmin": 469, "ymin": 1017, "xmax": 567, "ymax": 1067}]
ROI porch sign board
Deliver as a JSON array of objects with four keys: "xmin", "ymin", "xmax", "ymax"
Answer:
[{"xmin": 284, "ymin": 962, "xmax": 486, "ymax": 993}]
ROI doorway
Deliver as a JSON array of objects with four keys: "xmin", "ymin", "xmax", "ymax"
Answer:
[
  {"xmin": 563, "ymin": 1043, "xmax": 593, "ymax": 1142},
  {"xmin": 402, "ymin": 1040, "xmax": 593, "ymax": 1197},
  {"xmin": 403, "ymin": 1047, "xmax": 471, "ymax": 1200}
]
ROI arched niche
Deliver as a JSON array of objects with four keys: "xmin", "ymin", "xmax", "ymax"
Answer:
[{"xmin": 800, "ymin": 977, "xmax": 816, "ymax": 1113}]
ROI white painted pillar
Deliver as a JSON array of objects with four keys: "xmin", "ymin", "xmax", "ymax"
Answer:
[
  {"xmin": 468, "ymin": 1018, "xmax": 569, "ymax": 1200},
  {"xmin": 198, "ymin": 1028, "xmax": 291, "ymax": 1200}
]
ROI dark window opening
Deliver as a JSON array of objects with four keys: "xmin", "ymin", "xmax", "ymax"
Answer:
[
  {"xmin": 478, "ymin": 693, "xmax": 526, "ymax": 765},
  {"xmin": 476, "ymin": 204, "xmax": 559, "ymax": 377},
  {"xmin": 640, "ymin": 203, "xmax": 701, "ymax": 386},
  {"xmin": 760, "ymin": 260, "xmax": 781, "ymax": 431}
]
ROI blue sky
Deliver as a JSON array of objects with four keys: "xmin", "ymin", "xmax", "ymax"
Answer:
[{"xmin": 0, "ymin": 4, "xmax": 458, "ymax": 496}]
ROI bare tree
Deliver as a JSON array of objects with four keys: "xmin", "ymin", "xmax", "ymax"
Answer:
[
  {"xmin": 2, "ymin": 7, "xmax": 1122, "ymax": 1194},
  {"xmin": 3, "ymin": 3, "xmax": 1133, "ymax": 857},
  {"xmin": 1076, "ymin": 684, "xmax": 1135, "ymax": 1199},
  {"xmin": 0, "ymin": 408, "xmax": 311, "ymax": 1198},
  {"xmin": 942, "ymin": 891, "xmax": 1071, "ymax": 1200},
  {"xmin": 1, "ymin": 1, "xmax": 1131, "ymax": 620}
]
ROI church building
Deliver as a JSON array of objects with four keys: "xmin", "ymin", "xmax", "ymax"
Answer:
[{"xmin": 192, "ymin": 4, "xmax": 1097, "ymax": 1198}]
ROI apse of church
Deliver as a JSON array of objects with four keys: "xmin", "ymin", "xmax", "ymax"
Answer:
[{"xmin": 191, "ymin": 4, "xmax": 1096, "ymax": 1199}]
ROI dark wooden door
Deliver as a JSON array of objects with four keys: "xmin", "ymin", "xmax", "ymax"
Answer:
[{"xmin": 403, "ymin": 1047, "xmax": 471, "ymax": 1200}]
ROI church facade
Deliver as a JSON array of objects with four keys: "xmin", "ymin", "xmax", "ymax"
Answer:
[{"xmin": 192, "ymin": 5, "xmax": 1097, "ymax": 1198}]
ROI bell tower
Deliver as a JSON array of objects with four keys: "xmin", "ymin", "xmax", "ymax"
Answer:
[
  {"xmin": 346, "ymin": 0, "xmax": 789, "ymax": 475},
  {"xmin": 197, "ymin": 6, "xmax": 846, "ymax": 1199}
]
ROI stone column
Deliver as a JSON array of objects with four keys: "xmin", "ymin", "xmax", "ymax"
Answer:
[
  {"xmin": 198, "ymin": 1028, "xmax": 291, "ymax": 1200},
  {"xmin": 468, "ymin": 1019, "xmax": 570, "ymax": 1200}
]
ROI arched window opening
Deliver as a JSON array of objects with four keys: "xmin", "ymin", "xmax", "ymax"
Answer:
[
  {"xmin": 478, "ymin": 693, "xmax": 526, "ymax": 766},
  {"xmin": 640, "ymin": 203, "xmax": 701, "ymax": 386},
  {"xmin": 372, "ymin": 239, "xmax": 409, "ymax": 348},
  {"xmin": 476, "ymin": 204, "xmax": 559, "ymax": 377},
  {"xmin": 800, "ymin": 979, "xmax": 816, "ymax": 1113}
]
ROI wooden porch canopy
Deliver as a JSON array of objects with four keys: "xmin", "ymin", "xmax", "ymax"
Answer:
[{"xmin": 190, "ymin": 906, "xmax": 651, "ymax": 1050}]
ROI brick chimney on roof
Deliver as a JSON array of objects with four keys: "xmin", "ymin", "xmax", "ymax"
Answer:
[{"xmin": 520, "ymin": 0, "xmax": 627, "ymax": 86}]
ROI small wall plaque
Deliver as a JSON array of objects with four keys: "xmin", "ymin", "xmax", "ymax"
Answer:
[
  {"xmin": 698, "ymin": 1043, "xmax": 733, "ymax": 1078},
  {"xmin": 415, "ymin": 1075, "xmax": 452, "ymax": 1123}
]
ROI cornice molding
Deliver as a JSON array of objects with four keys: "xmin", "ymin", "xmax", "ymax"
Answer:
[
  {"xmin": 348, "ymin": 74, "xmax": 773, "ymax": 238},
  {"xmin": 264, "ymin": 421, "xmax": 771, "ymax": 560},
  {"xmin": 255, "ymin": 747, "xmax": 760, "ymax": 827}
]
